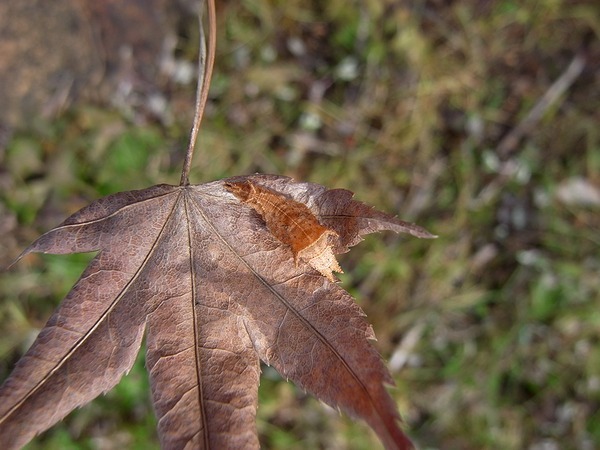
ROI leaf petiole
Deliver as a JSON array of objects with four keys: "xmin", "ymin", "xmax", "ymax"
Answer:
[{"xmin": 180, "ymin": 0, "xmax": 217, "ymax": 186}]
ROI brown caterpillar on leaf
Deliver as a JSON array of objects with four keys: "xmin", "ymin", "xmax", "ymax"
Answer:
[{"xmin": 225, "ymin": 180, "xmax": 342, "ymax": 281}]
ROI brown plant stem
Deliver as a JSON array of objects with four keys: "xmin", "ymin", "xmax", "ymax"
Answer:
[{"xmin": 180, "ymin": 0, "xmax": 217, "ymax": 186}]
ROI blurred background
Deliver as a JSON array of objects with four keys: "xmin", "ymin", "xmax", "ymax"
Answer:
[{"xmin": 0, "ymin": 0, "xmax": 599, "ymax": 449}]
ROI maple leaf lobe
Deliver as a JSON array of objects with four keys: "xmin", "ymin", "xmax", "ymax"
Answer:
[{"xmin": 225, "ymin": 180, "xmax": 343, "ymax": 281}]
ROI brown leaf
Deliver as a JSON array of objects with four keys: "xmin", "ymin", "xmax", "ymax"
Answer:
[{"xmin": 0, "ymin": 174, "xmax": 435, "ymax": 449}]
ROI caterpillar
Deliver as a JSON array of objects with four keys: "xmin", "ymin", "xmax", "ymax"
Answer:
[{"xmin": 225, "ymin": 180, "xmax": 342, "ymax": 281}]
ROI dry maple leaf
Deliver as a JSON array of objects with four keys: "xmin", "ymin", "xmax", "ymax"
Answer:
[
  {"xmin": 0, "ymin": 2, "xmax": 437, "ymax": 448},
  {"xmin": 0, "ymin": 174, "xmax": 435, "ymax": 450}
]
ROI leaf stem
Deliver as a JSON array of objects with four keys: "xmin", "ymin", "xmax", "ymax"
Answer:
[{"xmin": 180, "ymin": 0, "xmax": 217, "ymax": 186}]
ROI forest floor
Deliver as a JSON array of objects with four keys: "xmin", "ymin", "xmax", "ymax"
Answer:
[{"xmin": 1, "ymin": 1, "xmax": 599, "ymax": 449}]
